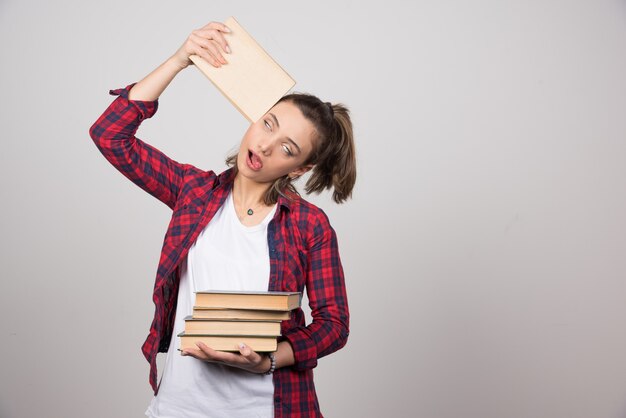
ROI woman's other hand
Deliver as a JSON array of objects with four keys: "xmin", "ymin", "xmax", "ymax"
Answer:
[
  {"xmin": 170, "ymin": 21, "xmax": 231, "ymax": 70},
  {"xmin": 181, "ymin": 342, "xmax": 271, "ymax": 374}
]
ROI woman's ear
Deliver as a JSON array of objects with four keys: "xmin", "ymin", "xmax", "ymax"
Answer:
[{"xmin": 289, "ymin": 164, "xmax": 314, "ymax": 179}]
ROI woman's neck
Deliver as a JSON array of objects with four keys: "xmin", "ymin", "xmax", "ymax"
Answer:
[{"xmin": 232, "ymin": 173, "xmax": 271, "ymax": 209}]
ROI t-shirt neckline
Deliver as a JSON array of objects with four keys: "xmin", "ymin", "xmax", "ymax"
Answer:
[{"xmin": 228, "ymin": 191, "xmax": 277, "ymax": 232}]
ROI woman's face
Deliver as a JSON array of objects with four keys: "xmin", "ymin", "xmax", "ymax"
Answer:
[{"xmin": 236, "ymin": 100, "xmax": 316, "ymax": 185}]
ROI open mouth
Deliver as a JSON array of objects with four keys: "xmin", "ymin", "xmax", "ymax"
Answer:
[{"xmin": 247, "ymin": 150, "xmax": 263, "ymax": 171}]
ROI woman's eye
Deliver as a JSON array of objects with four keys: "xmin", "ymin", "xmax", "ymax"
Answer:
[
  {"xmin": 282, "ymin": 145, "xmax": 293, "ymax": 156},
  {"xmin": 264, "ymin": 120, "xmax": 271, "ymax": 130}
]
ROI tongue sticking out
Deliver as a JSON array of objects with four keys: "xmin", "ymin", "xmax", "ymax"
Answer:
[{"xmin": 249, "ymin": 151, "xmax": 263, "ymax": 170}]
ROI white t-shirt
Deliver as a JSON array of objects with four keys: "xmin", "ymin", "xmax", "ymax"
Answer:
[{"xmin": 145, "ymin": 191, "xmax": 278, "ymax": 418}]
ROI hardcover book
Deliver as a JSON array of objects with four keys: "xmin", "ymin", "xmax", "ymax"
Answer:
[
  {"xmin": 178, "ymin": 332, "xmax": 278, "ymax": 352},
  {"xmin": 189, "ymin": 16, "xmax": 296, "ymax": 122},
  {"xmin": 194, "ymin": 290, "xmax": 302, "ymax": 311},
  {"xmin": 192, "ymin": 307, "xmax": 291, "ymax": 321},
  {"xmin": 183, "ymin": 315, "xmax": 281, "ymax": 336}
]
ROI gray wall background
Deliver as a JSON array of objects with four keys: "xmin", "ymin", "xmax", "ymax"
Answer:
[{"xmin": 1, "ymin": 1, "xmax": 626, "ymax": 417}]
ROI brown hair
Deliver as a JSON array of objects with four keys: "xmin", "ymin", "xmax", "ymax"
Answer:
[{"xmin": 225, "ymin": 93, "xmax": 356, "ymax": 205}]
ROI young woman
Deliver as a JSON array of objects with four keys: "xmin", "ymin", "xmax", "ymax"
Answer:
[{"xmin": 89, "ymin": 21, "xmax": 355, "ymax": 418}]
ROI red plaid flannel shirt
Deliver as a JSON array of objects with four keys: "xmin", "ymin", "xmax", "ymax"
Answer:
[{"xmin": 89, "ymin": 82, "xmax": 350, "ymax": 417}]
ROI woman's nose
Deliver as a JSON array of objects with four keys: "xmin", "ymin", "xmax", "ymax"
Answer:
[{"xmin": 258, "ymin": 140, "xmax": 272, "ymax": 156}]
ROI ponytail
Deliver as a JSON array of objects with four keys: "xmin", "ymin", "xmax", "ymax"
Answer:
[{"xmin": 279, "ymin": 94, "xmax": 356, "ymax": 204}]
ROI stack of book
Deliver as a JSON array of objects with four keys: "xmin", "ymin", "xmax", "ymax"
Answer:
[{"xmin": 178, "ymin": 290, "xmax": 301, "ymax": 353}]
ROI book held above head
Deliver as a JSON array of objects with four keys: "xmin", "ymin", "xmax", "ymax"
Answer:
[{"xmin": 189, "ymin": 16, "xmax": 296, "ymax": 122}]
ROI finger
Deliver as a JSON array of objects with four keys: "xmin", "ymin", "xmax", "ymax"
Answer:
[
  {"xmin": 196, "ymin": 342, "xmax": 239, "ymax": 361},
  {"xmin": 196, "ymin": 341, "xmax": 222, "ymax": 358},
  {"xmin": 190, "ymin": 33, "xmax": 225, "ymax": 66},
  {"xmin": 188, "ymin": 46, "xmax": 220, "ymax": 68},
  {"xmin": 195, "ymin": 51, "xmax": 220, "ymax": 68},
  {"xmin": 182, "ymin": 347, "xmax": 208, "ymax": 361},
  {"xmin": 196, "ymin": 28, "xmax": 230, "ymax": 55},
  {"xmin": 238, "ymin": 342, "xmax": 252, "ymax": 357},
  {"xmin": 196, "ymin": 342, "xmax": 246, "ymax": 365},
  {"xmin": 208, "ymin": 39, "xmax": 228, "ymax": 63},
  {"xmin": 238, "ymin": 343, "xmax": 262, "ymax": 364},
  {"xmin": 203, "ymin": 21, "xmax": 231, "ymax": 34}
]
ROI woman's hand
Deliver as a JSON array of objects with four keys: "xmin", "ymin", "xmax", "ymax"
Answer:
[
  {"xmin": 170, "ymin": 21, "xmax": 231, "ymax": 70},
  {"xmin": 182, "ymin": 342, "xmax": 271, "ymax": 374}
]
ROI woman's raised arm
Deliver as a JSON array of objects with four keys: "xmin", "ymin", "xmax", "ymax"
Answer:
[
  {"xmin": 129, "ymin": 21, "xmax": 231, "ymax": 101},
  {"xmin": 89, "ymin": 21, "xmax": 231, "ymax": 209}
]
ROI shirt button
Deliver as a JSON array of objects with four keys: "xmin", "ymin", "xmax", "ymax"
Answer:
[{"xmin": 274, "ymin": 396, "xmax": 281, "ymax": 403}]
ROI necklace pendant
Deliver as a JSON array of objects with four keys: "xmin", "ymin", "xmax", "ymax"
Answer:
[{"xmin": 247, "ymin": 209, "xmax": 254, "ymax": 216}]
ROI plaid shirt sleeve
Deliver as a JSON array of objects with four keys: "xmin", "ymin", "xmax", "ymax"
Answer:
[
  {"xmin": 89, "ymin": 82, "xmax": 189, "ymax": 209},
  {"xmin": 283, "ymin": 209, "xmax": 350, "ymax": 370}
]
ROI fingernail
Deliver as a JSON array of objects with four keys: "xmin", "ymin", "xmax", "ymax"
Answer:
[
  {"xmin": 226, "ymin": 45, "xmax": 231, "ymax": 54},
  {"xmin": 239, "ymin": 343, "xmax": 246, "ymax": 349},
  {"xmin": 224, "ymin": 26, "xmax": 231, "ymax": 33}
]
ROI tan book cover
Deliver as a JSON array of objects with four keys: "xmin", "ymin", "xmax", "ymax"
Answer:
[
  {"xmin": 178, "ymin": 332, "xmax": 278, "ymax": 352},
  {"xmin": 192, "ymin": 307, "xmax": 290, "ymax": 321},
  {"xmin": 189, "ymin": 16, "xmax": 296, "ymax": 122},
  {"xmin": 183, "ymin": 315, "xmax": 282, "ymax": 336},
  {"xmin": 194, "ymin": 290, "xmax": 302, "ymax": 311}
]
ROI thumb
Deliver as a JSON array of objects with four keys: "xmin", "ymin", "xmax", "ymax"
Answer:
[{"xmin": 238, "ymin": 342, "xmax": 252, "ymax": 358}]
